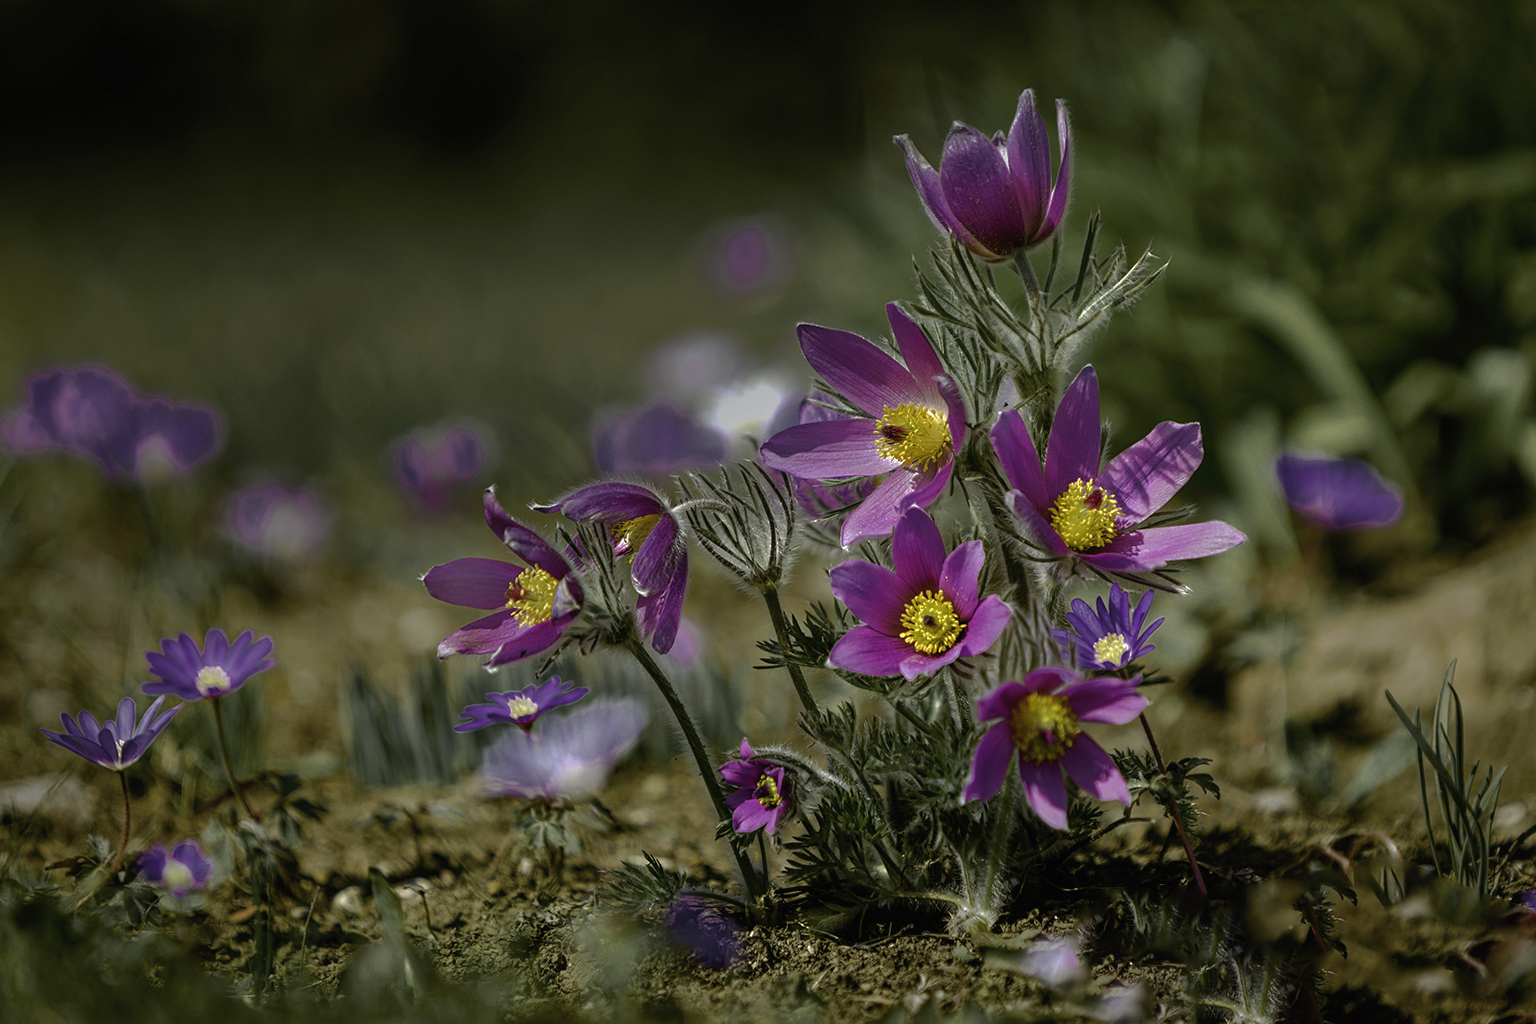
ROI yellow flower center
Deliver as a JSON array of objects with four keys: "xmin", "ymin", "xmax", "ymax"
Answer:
[
  {"xmin": 611, "ymin": 514, "xmax": 662, "ymax": 557},
  {"xmin": 1048, "ymin": 478, "xmax": 1122, "ymax": 551},
  {"xmin": 873, "ymin": 402, "xmax": 951, "ymax": 471},
  {"xmin": 1009, "ymin": 692, "xmax": 1082, "ymax": 765},
  {"xmin": 194, "ymin": 666, "xmax": 233, "ymax": 697},
  {"xmin": 1093, "ymin": 633, "xmax": 1131, "ymax": 665},
  {"xmin": 504, "ymin": 695, "xmax": 539, "ymax": 720},
  {"xmin": 898, "ymin": 590, "xmax": 966, "ymax": 655},
  {"xmin": 505, "ymin": 566, "xmax": 559, "ymax": 626},
  {"xmin": 755, "ymin": 772, "xmax": 782, "ymax": 808}
]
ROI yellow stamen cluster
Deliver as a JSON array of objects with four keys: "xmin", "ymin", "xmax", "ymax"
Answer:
[
  {"xmin": 1093, "ymin": 633, "xmax": 1131, "ymax": 666},
  {"xmin": 505, "ymin": 566, "xmax": 559, "ymax": 626},
  {"xmin": 874, "ymin": 402, "xmax": 951, "ymax": 471},
  {"xmin": 898, "ymin": 590, "xmax": 966, "ymax": 655},
  {"xmin": 611, "ymin": 514, "xmax": 662, "ymax": 557},
  {"xmin": 505, "ymin": 695, "xmax": 540, "ymax": 719},
  {"xmin": 755, "ymin": 772, "xmax": 782, "ymax": 809},
  {"xmin": 1048, "ymin": 478, "xmax": 1122, "ymax": 551},
  {"xmin": 1009, "ymin": 692, "xmax": 1082, "ymax": 765},
  {"xmin": 195, "ymin": 666, "xmax": 233, "ymax": 697}
]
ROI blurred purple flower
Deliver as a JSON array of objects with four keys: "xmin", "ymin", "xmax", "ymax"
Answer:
[
  {"xmin": 2, "ymin": 366, "xmax": 219, "ymax": 480},
  {"xmin": 1053, "ymin": 584, "xmax": 1163, "ymax": 671},
  {"xmin": 593, "ymin": 399, "xmax": 728, "ymax": 475},
  {"xmin": 480, "ymin": 699, "xmax": 647, "ymax": 801},
  {"xmin": 534, "ymin": 481, "xmax": 688, "ymax": 654},
  {"xmin": 138, "ymin": 840, "xmax": 212, "ymax": 897},
  {"xmin": 1091, "ymin": 982, "xmax": 1148, "ymax": 1024},
  {"xmin": 455, "ymin": 675, "xmax": 589, "ymax": 733},
  {"xmin": 646, "ymin": 334, "xmax": 744, "ymax": 403},
  {"xmin": 396, "ymin": 426, "xmax": 485, "ymax": 512},
  {"xmin": 663, "ymin": 617, "xmax": 704, "ymax": 668},
  {"xmin": 666, "ymin": 893, "xmax": 743, "ymax": 969},
  {"xmin": 424, "ymin": 489, "xmax": 585, "ymax": 668},
  {"xmin": 1275, "ymin": 453, "xmax": 1404, "ymax": 531},
  {"xmin": 706, "ymin": 219, "xmax": 792, "ymax": 297},
  {"xmin": 1017, "ymin": 936, "xmax": 1087, "ymax": 990},
  {"xmin": 719, "ymin": 739, "xmax": 794, "ymax": 835},
  {"xmin": 40, "ymin": 696, "xmax": 180, "ymax": 771},
  {"xmin": 224, "ymin": 481, "xmax": 331, "ymax": 560},
  {"xmin": 760, "ymin": 304, "xmax": 965, "ymax": 546},
  {"xmin": 142, "ymin": 629, "xmax": 275, "ymax": 702},
  {"xmin": 992, "ymin": 366, "xmax": 1244, "ymax": 583},
  {"xmin": 964, "ymin": 667, "xmax": 1146, "ymax": 830},
  {"xmin": 828, "ymin": 507, "xmax": 1011, "ymax": 681},
  {"xmin": 895, "ymin": 88, "xmax": 1072, "ymax": 262}
]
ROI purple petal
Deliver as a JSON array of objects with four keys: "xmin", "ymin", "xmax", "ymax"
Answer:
[
  {"xmin": 1004, "ymin": 489, "xmax": 1072, "ymax": 557},
  {"xmin": 885, "ymin": 303, "xmax": 946, "ymax": 406},
  {"xmin": 936, "ymin": 371, "xmax": 968, "ymax": 451},
  {"xmin": 829, "ymin": 560, "xmax": 914, "ymax": 634},
  {"xmin": 1045, "ymin": 366, "xmax": 1102, "ymax": 497},
  {"xmin": 1005, "ymin": 89, "xmax": 1052, "ymax": 236},
  {"xmin": 962, "ymin": 723, "xmax": 1015, "ymax": 803},
  {"xmin": 1018, "ymin": 760, "xmax": 1070, "ymax": 831},
  {"xmin": 137, "ymin": 845, "xmax": 168, "ymax": 883},
  {"xmin": 796, "ymin": 323, "xmax": 927, "ymax": 417},
  {"xmin": 1062, "ymin": 737, "xmax": 1131, "ymax": 804},
  {"xmin": 1275, "ymin": 454, "xmax": 1405, "ymax": 531},
  {"xmin": 222, "ymin": 631, "xmax": 275, "ymax": 684},
  {"xmin": 1099, "ymin": 421, "xmax": 1203, "ymax": 526},
  {"xmin": 938, "ymin": 124, "xmax": 1029, "ymax": 257},
  {"xmin": 637, "ymin": 552, "xmax": 687, "ymax": 655},
  {"xmin": 1037, "ymin": 100, "xmax": 1072, "ymax": 241},
  {"xmin": 631, "ymin": 513, "xmax": 683, "ymax": 597},
  {"xmin": 991, "ymin": 410, "xmax": 1050, "ymax": 512},
  {"xmin": 1093, "ymin": 521, "xmax": 1247, "ymax": 571},
  {"xmin": 840, "ymin": 464, "xmax": 943, "ymax": 547},
  {"xmin": 482, "ymin": 489, "xmax": 568, "ymax": 578},
  {"xmin": 899, "ymin": 646, "xmax": 962, "ymax": 681},
  {"xmin": 759, "ymin": 417, "xmax": 891, "ymax": 478},
  {"xmin": 485, "ymin": 616, "xmax": 573, "ymax": 667},
  {"xmin": 720, "ymin": 760, "xmax": 761, "ymax": 788},
  {"xmin": 535, "ymin": 481, "xmax": 663, "ymax": 522},
  {"xmin": 1022, "ymin": 666, "xmax": 1079, "ymax": 695},
  {"xmin": 203, "ymin": 628, "xmax": 229, "ymax": 664},
  {"xmin": 438, "ymin": 608, "xmax": 518, "ymax": 657},
  {"xmin": 939, "ymin": 539, "xmax": 984, "ymax": 620},
  {"xmin": 977, "ymin": 680, "xmax": 1029, "ymax": 723},
  {"xmin": 733, "ymin": 799, "xmax": 776, "ymax": 834},
  {"xmin": 423, "ymin": 557, "xmax": 521, "ymax": 609},
  {"xmin": 828, "ymin": 627, "xmax": 913, "ymax": 678},
  {"xmin": 894, "ymin": 134, "xmax": 991, "ymax": 256},
  {"xmin": 892, "ymin": 506, "xmax": 946, "ymax": 592},
  {"xmin": 954, "ymin": 595, "xmax": 1012, "ymax": 658},
  {"xmin": 1066, "ymin": 677, "xmax": 1148, "ymax": 725}
]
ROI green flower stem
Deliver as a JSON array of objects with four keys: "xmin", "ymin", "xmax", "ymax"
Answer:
[
  {"xmin": 212, "ymin": 697, "xmax": 258, "ymax": 821},
  {"xmin": 762, "ymin": 585, "xmax": 817, "ymax": 713},
  {"xmin": 625, "ymin": 635, "xmax": 765, "ymax": 902},
  {"xmin": 976, "ymin": 762, "xmax": 1020, "ymax": 919},
  {"xmin": 1138, "ymin": 712, "xmax": 1207, "ymax": 896},
  {"xmin": 110, "ymin": 770, "xmax": 131, "ymax": 875},
  {"xmin": 1013, "ymin": 249, "xmax": 1041, "ymax": 301}
]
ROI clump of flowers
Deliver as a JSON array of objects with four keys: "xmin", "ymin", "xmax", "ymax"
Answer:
[
  {"xmin": 455, "ymin": 675, "xmax": 588, "ymax": 732},
  {"xmin": 1275, "ymin": 452, "xmax": 1404, "ymax": 531},
  {"xmin": 1054, "ymin": 583, "xmax": 1163, "ymax": 671},
  {"xmin": 138, "ymin": 841, "xmax": 213, "ymax": 898}
]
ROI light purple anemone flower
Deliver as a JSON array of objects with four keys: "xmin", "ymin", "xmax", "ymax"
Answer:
[
  {"xmin": 455, "ymin": 675, "xmax": 589, "ymax": 732},
  {"xmin": 895, "ymin": 88, "xmax": 1072, "ymax": 262},
  {"xmin": 593, "ymin": 399, "xmax": 728, "ymax": 476},
  {"xmin": 760, "ymin": 304, "xmax": 966, "ymax": 546},
  {"xmin": 481, "ymin": 699, "xmax": 647, "ymax": 801},
  {"xmin": 137, "ymin": 840, "xmax": 213, "ymax": 897},
  {"xmin": 1053, "ymin": 584, "xmax": 1163, "ymax": 671},
  {"xmin": 719, "ymin": 739, "xmax": 794, "ymax": 835},
  {"xmin": 2, "ymin": 366, "xmax": 219, "ymax": 480},
  {"xmin": 142, "ymin": 629, "xmax": 275, "ymax": 702},
  {"xmin": 424, "ymin": 488, "xmax": 585, "ymax": 668},
  {"xmin": 828, "ymin": 507, "xmax": 1011, "ymax": 681},
  {"xmin": 41, "ymin": 696, "xmax": 181, "ymax": 771},
  {"xmin": 1275, "ymin": 453, "xmax": 1404, "ymax": 531},
  {"xmin": 963, "ymin": 667, "xmax": 1146, "ymax": 831},
  {"xmin": 533, "ymin": 481, "xmax": 688, "ymax": 654},
  {"xmin": 992, "ymin": 365, "xmax": 1245, "ymax": 584},
  {"xmin": 224, "ymin": 481, "xmax": 331, "ymax": 560},
  {"xmin": 396, "ymin": 426, "xmax": 485, "ymax": 512}
]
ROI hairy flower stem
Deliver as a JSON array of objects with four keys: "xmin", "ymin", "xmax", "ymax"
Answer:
[
  {"xmin": 1138, "ymin": 712, "xmax": 1207, "ymax": 896},
  {"xmin": 625, "ymin": 635, "xmax": 765, "ymax": 902},
  {"xmin": 762, "ymin": 586, "xmax": 817, "ymax": 713},
  {"xmin": 974, "ymin": 767, "xmax": 1019, "ymax": 927},
  {"xmin": 1013, "ymin": 249, "xmax": 1041, "ymax": 301},
  {"xmin": 110, "ymin": 770, "xmax": 131, "ymax": 875},
  {"xmin": 212, "ymin": 698, "xmax": 258, "ymax": 821}
]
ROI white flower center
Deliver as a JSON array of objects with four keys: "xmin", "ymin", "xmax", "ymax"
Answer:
[
  {"xmin": 504, "ymin": 695, "xmax": 539, "ymax": 720},
  {"xmin": 162, "ymin": 859, "xmax": 195, "ymax": 893},
  {"xmin": 195, "ymin": 666, "xmax": 233, "ymax": 697}
]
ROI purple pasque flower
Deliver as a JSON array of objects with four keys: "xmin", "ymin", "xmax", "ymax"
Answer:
[
  {"xmin": 1275, "ymin": 453, "xmax": 1404, "ymax": 531},
  {"xmin": 481, "ymin": 699, "xmax": 647, "ymax": 801},
  {"xmin": 593, "ymin": 399, "xmax": 728, "ymax": 476},
  {"xmin": 224, "ymin": 481, "xmax": 330, "ymax": 560},
  {"xmin": 396, "ymin": 426, "xmax": 485, "ymax": 511},
  {"xmin": 894, "ymin": 88, "xmax": 1071, "ymax": 262},
  {"xmin": 963, "ymin": 667, "xmax": 1146, "ymax": 830},
  {"xmin": 1053, "ymin": 584, "xmax": 1163, "ymax": 671},
  {"xmin": 2, "ymin": 366, "xmax": 219, "ymax": 480},
  {"xmin": 533, "ymin": 481, "xmax": 688, "ymax": 655},
  {"xmin": 142, "ymin": 629, "xmax": 275, "ymax": 702},
  {"xmin": 41, "ymin": 696, "xmax": 181, "ymax": 771},
  {"xmin": 719, "ymin": 739, "xmax": 794, "ymax": 835},
  {"xmin": 992, "ymin": 365, "xmax": 1245, "ymax": 582},
  {"xmin": 137, "ymin": 840, "xmax": 213, "ymax": 897},
  {"xmin": 424, "ymin": 488, "xmax": 585, "ymax": 667},
  {"xmin": 455, "ymin": 675, "xmax": 589, "ymax": 732},
  {"xmin": 828, "ymin": 506, "xmax": 1011, "ymax": 681},
  {"xmin": 760, "ymin": 303, "xmax": 966, "ymax": 546},
  {"xmin": 666, "ymin": 893, "xmax": 743, "ymax": 969}
]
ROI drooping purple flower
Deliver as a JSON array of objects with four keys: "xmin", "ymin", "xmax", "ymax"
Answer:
[
  {"xmin": 1, "ymin": 366, "xmax": 219, "ymax": 480},
  {"xmin": 1053, "ymin": 584, "xmax": 1163, "ymax": 671},
  {"xmin": 223, "ymin": 481, "xmax": 331, "ymax": 560},
  {"xmin": 895, "ymin": 89, "xmax": 1072, "ymax": 262},
  {"xmin": 454, "ymin": 675, "xmax": 589, "ymax": 732},
  {"xmin": 137, "ymin": 840, "xmax": 213, "ymax": 897},
  {"xmin": 760, "ymin": 304, "xmax": 966, "ymax": 546},
  {"xmin": 719, "ymin": 739, "xmax": 794, "ymax": 836},
  {"xmin": 480, "ymin": 699, "xmax": 647, "ymax": 801},
  {"xmin": 396, "ymin": 426, "xmax": 486, "ymax": 512},
  {"xmin": 665, "ymin": 893, "xmax": 743, "ymax": 969},
  {"xmin": 424, "ymin": 488, "xmax": 586, "ymax": 668},
  {"xmin": 827, "ymin": 506, "xmax": 1011, "ymax": 681},
  {"xmin": 142, "ymin": 629, "xmax": 276, "ymax": 702},
  {"xmin": 963, "ymin": 667, "xmax": 1146, "ymax": 831},
  {"xmin": 592, "ymin": 399, "xmax": 728, "ymax": 476},
  {"xmin": 992, "ymin": 366, "xmax": 1245, "ymax": 583},
  {"xmin": 1275, "ymin": 453, "xmax": 1404, "ymax": 531},
  {"xmin": 533, "ymin": 481, "xmax": 688, "ymax": 654},
  {"xmin": 40, "ymin": 696, "xmax": 181, "ymax": 771}
]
